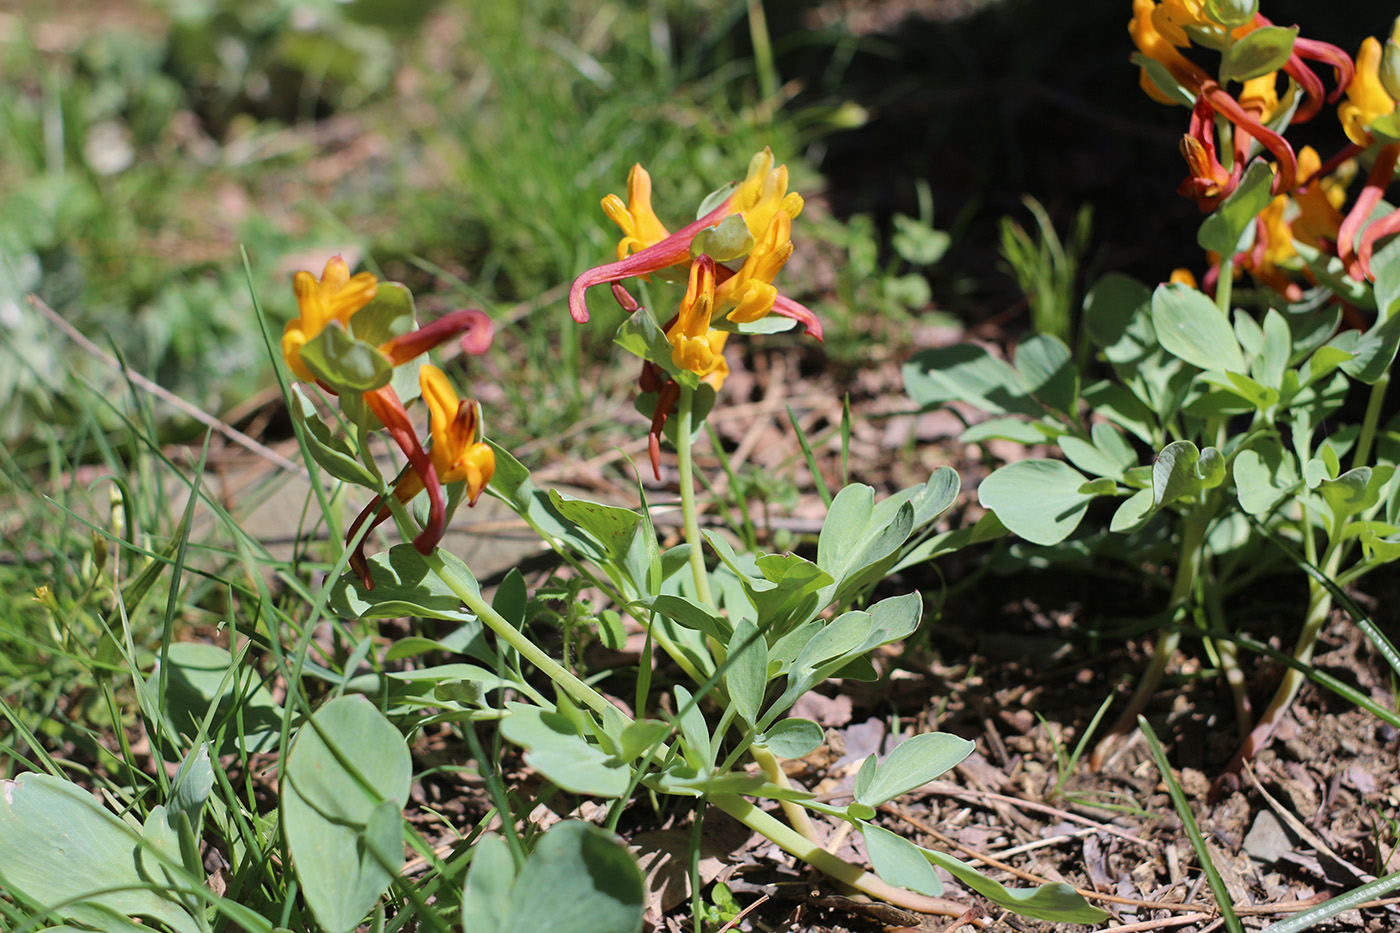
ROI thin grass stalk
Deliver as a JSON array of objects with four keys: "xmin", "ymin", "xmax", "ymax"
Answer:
[{"xmin": 1139, "ymin": 716, "xmax": 1244, "ymax": 933}]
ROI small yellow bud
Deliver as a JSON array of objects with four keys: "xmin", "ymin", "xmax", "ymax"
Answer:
[{"xmin": 33, "ymin": 585, "xmax": 59, "ymax": 611}]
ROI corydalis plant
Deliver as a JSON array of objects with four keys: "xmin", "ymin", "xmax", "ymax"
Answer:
[
  {"xmin": 572, "ymin": 148, "xmax": 823, "ymax": 478},
  {"xmin": 908, "ymin": 2, "xmax": 1400, "ymax": 769},
  {"xmin": 277, "ymin": 255, "xmax": 496, "ymax": 586}
]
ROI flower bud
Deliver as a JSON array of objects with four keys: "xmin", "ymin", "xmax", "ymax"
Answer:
[
  {"xmin": 1206, "ymin": 0, "xmax": 1257, "ymax": 27},
  {"xmin": 1382, "ymin": 17, "xmax": 1400, "ymax": 103},
  {"xmin": 33, "ymin": 585, "xmax": 59, "ymax": 612}
]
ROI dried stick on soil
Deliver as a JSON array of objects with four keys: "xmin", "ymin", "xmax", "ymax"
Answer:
[
  {"xmin": 29, "ymin": 294, "xmax": 302, "ymax": 474},
  {"xmin": 1103, "ymin": 914, "xmax": 1215, "ymax": 932},
  {"xmin": 917, "ymin": 780, "xmax": 1160, "ymax": 852},
  {"xmin": 1240, "ymin": 762, "xmax": 1373, "ymax": 885}
]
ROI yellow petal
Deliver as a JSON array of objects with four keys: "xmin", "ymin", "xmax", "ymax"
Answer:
[{"xmin": 419, "ymin": 364, "xmax": 460, "ymax": 456}]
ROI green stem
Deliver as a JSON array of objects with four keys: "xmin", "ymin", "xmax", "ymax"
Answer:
[
  {"xmin": 709, "ymin": 794, "xmax": 978, "ymax": 919},
  {"xmin": 1351, "ymin": 371, "xmax": 1390, "ymax": 471},
  {"xmin": 426, "ymin": 551, "xmax": 621, "ymax": 722},
  {"xmin": 750, "ymin": 744, "xmax": 820, "ymax": 842},
  {"xmin": 1215, "ymin": 251, "xmax": 1234, "ymax": 318},
  {"xmin": 496, "ymin": 487, "xmax": 709, "ymax": 685},
  {"xmin": 1092, "ymin": 507, "xmax": 1209, "ymax": 768},
  {"xmin": 1203, "ymin": 580, "xmax": 1251, "ymax": 746},
  {"xmin": 746, "ymin": 0, "xmax": 778, "ymax": 111},
  {"xmin": 676, "ymin": 385, "xmax": 715, "ymax": 609}
]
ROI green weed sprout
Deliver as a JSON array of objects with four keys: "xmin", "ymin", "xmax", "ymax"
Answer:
[{"xmin": 907, "ymin": 2, "xmax": 1400, "ymax": 770}]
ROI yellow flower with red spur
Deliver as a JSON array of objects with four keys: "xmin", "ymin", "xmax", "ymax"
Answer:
[
  {"xmin": 570, "ymin": 148, "xmax": 820, "ymax": 340},
  {"xmin": 1339, "ymin": 36, "xmax": 1399, "ymax": 146},
  {"xmin": 1130, "ymin": 0, "xmax": 1211, "ymax": 105},
  {"xmin": 346, "ymin": 367, "xmax": 495, "ymax": 589},
  {"xmin": 1130, "ymin": 1, "xmax": 1298, "ymax": 193},
  {"xmin": 714, "ymin": 210, "xmax": 795, "ymax": 324},
  {"xmin": 417, "ymin": 365, "xmax": 494, "ymax": 504},
  {"xmin": 601, "ymin": 164, "xmax": 673, "ymax": 263},
  {"xmin": 666, "ymin": 255, "xmax": 726, "ymax": 381},
  {"xmin": 1178, "ymin": 98, "xmax": 1237, "ymax": 211},
  {"xmin": 282, "ymin": 255, "xmax": 379, "ymax": 382}
]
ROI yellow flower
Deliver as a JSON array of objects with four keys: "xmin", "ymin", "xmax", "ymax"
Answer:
[
  {"xmin": 1238, "ymin": 73, "xmax": 1279, "ymax": 123},
  {"xmin": 1130, "ymin": 0, "xmax": 1211, "ymax": 105},
  {"xmin": 282, "ymin": 255, "xmax": 378, "ymax": 382},
  {"xmin": 1339, "ymin": 37, "xmax": 1399, "ymax": 145},
  {"xmin": 729, "ymin": 148, "xmax": 805, "ymax": 242},
  {"xmin": 1258, "ymin": 195, "xmax": 1295, "ymax": 267},
  {"xmin": 418, "ymin": 365, "xmax": 495, "ymax": 505},
  {"xmin": 1151, "ymin": 0, "xmax": 1209, "ymax": 48},
  {"xmin": 601, "ymin": 164, "xmax": 673, "ymax": 262},
  {"xmin": 1168, "ymin": 268, "xmax": 1198, "ymax": 288},
  {"xmin": 571, "ymin": 149, "xmax": 820, "ymax": 341},
  {"xmin": 715, "ymin": 211, "xmax": 795, "ymax": 324},
  {"xmin": 1291, "ymin": 146, "xmax": 1346, "ymax": 249},
  {"xmin": 666, "ymin": 256, "xmax": 727, "ymax": 381},
  {"xmin": 700, "ymin": 332, "xmax": 730, "ymax": 391}
]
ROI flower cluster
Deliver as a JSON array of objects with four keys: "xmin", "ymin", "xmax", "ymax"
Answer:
[
  {"xmin": 570, "ymin": 149, "xmax": 821, "ymax": 475},
  {"xmin": 1131, "ymin": 1, "xmax": 1400, "ymax": 294},
  {"xmin": 282, "ymin": 255, "xmax": 496, "ymax": 586}
]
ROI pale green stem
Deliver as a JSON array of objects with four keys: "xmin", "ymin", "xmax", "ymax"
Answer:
[
  {"xmin": 750, "ymin": 744, "xmax": 820, "ymax": 842},
  {"xmin": 1092, "ymin": 508, "xmax": 1209, "ymax": 768},
  {"xmin": 1216, "ymin": 251, "xmax": 1234, "ymax": 317},
  {"xmin": 1205, "ymin": 587, "xmax": 1252, "ymax": 746},
  {"xmin": 746, "ymin": 0, "xmax": 778, "ymax": 112},
  {"xmin": 675, "ymin": 385, "xmax": 715, "ymax": 609},
  {"xmin": 426, "ymin": 551, "xmax": 620, "ymax": 722},
  {"xmin": 709, "ymin": 794, "xmax": 982, "ymax": 921},
  {"xmin": 496, "ymin": 488, "xmax": 709, "ymax": 686},
  {"xmin": 1351, "ymin": 372, "xmax": 1390, "ymax": 471}
]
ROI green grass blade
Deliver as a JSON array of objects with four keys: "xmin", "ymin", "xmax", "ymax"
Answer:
[
  {"xmin": 786, "ymin": 403, "xmax": 831, "ymax": 508},
  {"xmin": 1138, "ymin": 716, "xmax": 1244, "ymax": 933}
]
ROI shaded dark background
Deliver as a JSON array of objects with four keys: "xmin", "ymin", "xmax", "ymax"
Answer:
[{"xmin": 766, "ymin": 0, "xmax": 1383, "ymax": 321}]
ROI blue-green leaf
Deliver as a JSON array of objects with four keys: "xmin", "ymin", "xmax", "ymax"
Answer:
[
  {"xmin": 862, "ymin": 822, "xmax": 943, "ymax": 896},
  {"xmin": 1016, "ymin": 334, "xmax": 1077, "ymax": 413},
  {"xmin": 978, "ymin": 459, "xmax": 1105, "ymax": 545},
  {"xmin": 283, "ymin": 696, "xmax": 411, "ymax": 933},
  {"xmin": 852, "ymin": 733, "xmax": 974, "ymax": 808},
  {"xmin": 760, "ymin": 717, "xmax": 824, "ymax": 759},
  {"xmin": 1220, "ymin": 25, "xmax": 1298, "ymax": 84},
  {"xmin": 1151, "ymin": 283, "xmax": 1246, "ymax": 373},
  {"xmin": 903, "ymin": 344, "xmax": 1041, "ymax": 416}
]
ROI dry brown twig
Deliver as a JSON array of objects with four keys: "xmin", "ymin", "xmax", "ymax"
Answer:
[{"xmin": 29, "ymin": 294, "xmax": 302, "ymax": 474}]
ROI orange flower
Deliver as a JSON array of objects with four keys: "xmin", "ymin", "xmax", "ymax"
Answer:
[
  {"xmin": 346, "ymin": 367, "xmax": 495, "ymax": 589},
  {"xmin": 601, "ymin": 164, "xmax": 673, "ymax": 263},
  {"xmin": 665, "ymin": 256, "xmax": 727, "ymax": 382},
  {"xmin": 417, "ymin": 366, "xmax": 494, "ymax": 505}
]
